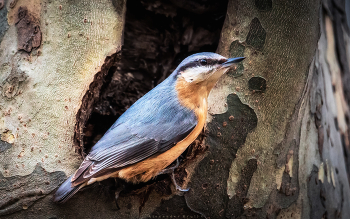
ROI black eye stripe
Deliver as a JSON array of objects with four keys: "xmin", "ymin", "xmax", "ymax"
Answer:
[
  {"xmin": 218, "ymin": 59, "xmax": 226, "ymax": 64},
  {"xmin": 177, "ymin": 58, "xmax": 227, "ymax": 73},
  {"xmin": 178, "ymin": 62, "xmax": 199, "ymax": 73},
  {"xmin": 201, "ymin": 58, "xmax": 227, "ymax": 66}
]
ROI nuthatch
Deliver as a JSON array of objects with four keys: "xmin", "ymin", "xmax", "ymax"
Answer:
[{"xmin": 54, "ymin": 52, "xmax": 245, "ymax": 203}]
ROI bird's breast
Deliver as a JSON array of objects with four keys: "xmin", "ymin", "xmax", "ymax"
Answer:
[
  {"xmin": 116, "ymin": 98, "xmax": 207, "ymax": 183},
  {"xmin": 175, "ymin": 77, "xmax": 209, "ymax": 111}
]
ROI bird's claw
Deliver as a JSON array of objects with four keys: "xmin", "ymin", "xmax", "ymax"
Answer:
[
  {"xmin": 158, "ymin": 158, "xmax": 180, "ymax": 175},
  {"xmin": 176, "ymin": 185, "xmax": 190, "ymax": 192},
  {"xmin": 171, "ymin": 172, "xmax": 189, "ymax": 192},
  {"xmin": 158, "ymin": 159, "xmax": 189, "ymax": 192}
]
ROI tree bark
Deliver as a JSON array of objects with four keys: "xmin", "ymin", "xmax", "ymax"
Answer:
[
  {"xmin": 1, "ymin": 0, "xmax": 350, "ymax": 218},
  {"xmin": 0, "ymin": 0, "xmax": 126, "ymax": 216}
]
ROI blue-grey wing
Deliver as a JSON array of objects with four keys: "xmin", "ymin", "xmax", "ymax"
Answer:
[{"xmin": 72, "ymin": 75, "xmax": 197, "ymax": 183}]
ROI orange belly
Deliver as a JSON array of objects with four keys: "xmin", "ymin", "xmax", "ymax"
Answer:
[{"xmin": 86, "ymin": 98, "xmax": 207, "ymax": 185}]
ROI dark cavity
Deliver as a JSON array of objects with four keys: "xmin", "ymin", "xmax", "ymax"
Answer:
[{"xmin": 80, "ymin": 0, "xmax": 229, "ymax": 154}]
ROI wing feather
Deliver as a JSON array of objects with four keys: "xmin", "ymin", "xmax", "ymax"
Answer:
[{"xmin": 72, "ymin": 74, "xmax": 197, "ymax": 184}]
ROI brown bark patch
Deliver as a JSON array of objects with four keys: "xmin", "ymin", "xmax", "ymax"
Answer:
[{"xmin": 15, "ymin": 6, "xmax": 41, "ymax": 53}]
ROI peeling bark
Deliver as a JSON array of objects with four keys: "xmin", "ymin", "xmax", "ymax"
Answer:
[{"xmin": 15, "ymin": 6, "xmax": 41, "ymax": 52}]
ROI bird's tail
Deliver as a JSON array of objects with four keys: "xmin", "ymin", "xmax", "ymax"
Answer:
[{"xmin": 53, "ymin": 175, "xmax": 81, "ymax": 203}]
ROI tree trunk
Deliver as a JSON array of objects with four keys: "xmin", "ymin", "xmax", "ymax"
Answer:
[
  {"xmin": 0, "ymin": 0, "xmax": 126, "ymax": 216},
  {"xmin": 1, "ymin": 0, "xmax": 350, "ymax": 218}
]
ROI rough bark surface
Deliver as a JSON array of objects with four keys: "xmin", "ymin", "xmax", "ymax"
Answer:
[
  {"xmin": 0, "ymin": 0, "xmax": 125, "ymax": 216},
  {"xmin": 0, "ymin": 0, "xmax": 350, "ymax": 218}
]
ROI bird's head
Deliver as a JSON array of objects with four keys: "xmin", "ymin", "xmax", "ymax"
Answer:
[
  {"xmin": 175, "ymin": 52, "xmax": 244, "ymax": 96},
  {"xmin": 173, "ymin": 52, "xmax": 244, "ymax": 110}
]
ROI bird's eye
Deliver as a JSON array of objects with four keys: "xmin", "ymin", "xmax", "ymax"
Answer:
[{"xmin": 200, "ymin": 59, "xmax": 207, "ymax": 65}]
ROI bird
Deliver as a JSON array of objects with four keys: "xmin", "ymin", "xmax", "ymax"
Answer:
[{"xmin": 53, "ymin": 52, "xmax": 245, "ymax": 203}]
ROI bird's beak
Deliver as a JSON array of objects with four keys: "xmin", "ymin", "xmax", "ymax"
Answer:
[{"xmin": 221, "ymin": 57, "xmax": 245, "ymax": 68}]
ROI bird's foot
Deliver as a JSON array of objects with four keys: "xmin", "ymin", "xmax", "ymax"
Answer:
[
  {"xmin": 171, "ymin": 172, "xmax": 190, "ymax": 192},
  {"xmin": 158, "ymin": 158, "xmax": 180, "ymax": 175},
  {"xmin": 158, "ymin": 159, "xmax": 189, "ymax": 192}
]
